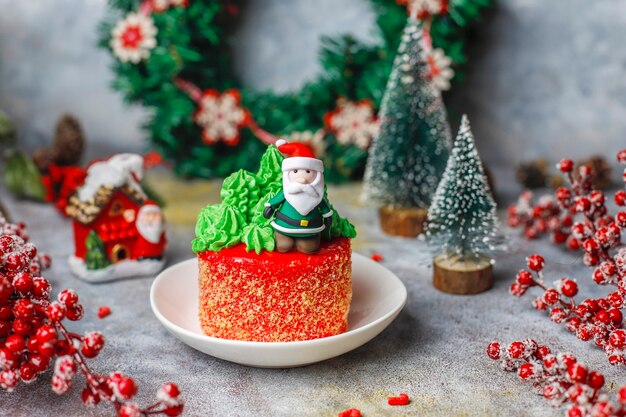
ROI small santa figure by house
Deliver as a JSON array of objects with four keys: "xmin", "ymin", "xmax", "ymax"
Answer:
[
  {"xmin": 263, "ymin": 140, "xmax": 333, "ymax": 253},
  {"xmin": 65, "ymin": 153, "xmax": 167, "ymax": 282}
]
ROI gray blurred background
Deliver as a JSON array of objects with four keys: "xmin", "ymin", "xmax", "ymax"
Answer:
[{"xmin": 0, "ymin": 0, "xmax": 625, "ymax": 168}]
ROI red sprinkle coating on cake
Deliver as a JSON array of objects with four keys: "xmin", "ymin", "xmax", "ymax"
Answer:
[{"xmin": 198, "ymin": 237, "xmax": 352, "ymax": 342}]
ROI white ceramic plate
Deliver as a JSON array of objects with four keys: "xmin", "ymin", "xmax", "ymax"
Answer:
[{"xmin": 150, "ymin": 253, "xmax": 407, "ymax": 368}]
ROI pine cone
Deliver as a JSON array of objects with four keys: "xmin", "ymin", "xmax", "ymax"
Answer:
[
  {"xmin": 577, "ymin": 156, "xmax": 613, "ymax": 189},
  {"xmin": 515, "ymin": 159, "xmax": 549, "ymax": 189},
  {"xmin": 52, "ymin": 114, "xmax": 85, "ymax": 166}
]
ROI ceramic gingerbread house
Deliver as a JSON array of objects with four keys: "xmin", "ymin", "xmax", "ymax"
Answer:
[{"xmin": 65, "ymin": 154, "xmax": 166, "ymax": 282}]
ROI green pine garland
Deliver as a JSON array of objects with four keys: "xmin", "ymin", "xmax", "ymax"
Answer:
[{"xmin": 99, "ymin": 0, "xmax": 491, "ymax": 181}]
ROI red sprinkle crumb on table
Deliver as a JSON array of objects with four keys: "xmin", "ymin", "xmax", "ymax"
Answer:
[
  {"xmin": 370, "ymin": 253, "xmax": 384, "ymax": 262},
  {"xmin": 97, "ymin": 306, "xmax": 111, "ymax": 319},
  {"xmin": 338, "ymin": 408, "xmax": 361, "ymax": 417},
  {"xmin": 388, "ymin": 393, "xmax": 410, "ymax": 406}
]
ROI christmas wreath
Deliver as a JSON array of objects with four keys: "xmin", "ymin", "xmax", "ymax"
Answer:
[{"xmin": 99, "ymin": 0, "xmax": 491, "ymax": 181}]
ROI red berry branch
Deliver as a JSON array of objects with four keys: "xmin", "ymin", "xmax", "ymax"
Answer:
[
  {"xmin": 487, "ymin": 339, "xmax": 626, "ymax": 417},
  {"xmin": 509, "ymin": 149, "xmax": 626, "ymax": 367},
  {"xmin": 0, "ymin": 215, "xmax": 183, "ymax": 416}
]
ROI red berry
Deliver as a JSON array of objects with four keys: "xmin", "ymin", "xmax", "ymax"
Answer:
[
  {"xmin": 3, "ymin": 252, "xmax": 26, "ymax": 272},
  {"xmin": 81, "ymin": 331, "xmax": 105, "ymax": 358},
  {"xmin": 615, "ymin": 191, "xmax": 626, "ymax": 207},
  {"xmin": 579, "ymin": 165, "xmax": 593, "ymax": 178},
  {"xmin": 609, "ymin": 308, "xmax": 623, "ymax": 324},
  {"xmin": 508, "ymin": 341, "xmax": 526, "ymax": 359},
  {"xmin": 0, "ymin": 369, "xmax": 19, "ymax": 391},
  {"xmin": 65, "ymin": 304, "xmax": 84, "ymax": 321},
  {"xmin": 550, "ymin": 307, "xmax": 567, "ymax": 323},
  {"xmin": 32, "ymin": 277, "xmax": 51, "ymax": 298},
  {"xmin": 19, "ymin": 363, "xmax": 37, "ymax": 383},
  {"xmin": 619, "ymin": 386, "xmax": 626, "ymax": 404},
  {"xmin": 29, "ymin": 354, "xmax": 50, "ymax": 373},
  {"xmin": 536, "ymin": 345, "xmax": 551, "ymax": 360},
  {"xmin": 518, "ymin": 363, "xmax": 536, "ymax": 380},
  {"xmin": 583, "ymin": 238, "xmax": 599, "ymax": 253},
  {"xmin": 567, "ymin": 363, "xmax": 588, "ymax": 383},
  {"xmin": 567, "ymin": 317, "xmax": 582, "ymax": 332},
  {"xmin": 616, "ymin": 212, "xmax": 626, "ymax": 228},
  {"xmin": 35, "ymin": 324, "xmax": 57, "ymax": 344},
  {"xmin": 559, "ymin": 159, "xmax": 574, "ymax": 173},
  {"xmin": 158, "ymin": 382, "xmax": 181, "ymax": 400},
  {"xmin": 0, "ymin": 274, "xmax": 13, "ymax": 304},
  {"xmin": 0, "ymin": 305, "xmax": 11, "ymax": 320},
  {"xmin": 81, "ymin": 387, "xmax": 101, "ymax": 407},
  {"xmin": 595, "ymin": 310, "xmax": 611, "ymax": 325},
  {"xmin": 51, "ymin": 374, "xmax": 70, "ymax": 395},
  {"xmin": 618, "ymin": 149, "xmax": 626, "ymax": 163},
  {"xmin": 607, "ymin": 291, "xmax": 624, "ymax": 308},
  {"xmin": 486, "ymin": 342, "xmax": 501, "ymax": 360},
  {"xmin": 12, "ymin": 272, "xmax": 33, "ymax": 294},
  {"xmin": 601, "ymin": 261, "xmax": 617, "ymax": 276},
  {"xmin": 576, "ymin": 324, "xmax": 593, "ymax": 341},
  {"xmin": 587, "ymin": 371, "xmax": 605, "ymax": 389},
  {"xmin": 543, "ymin": 289, "xmax": 560, "ymax": 305},
  {"xmin": 163, "ymin": 404, "xmax": 184, "ymax": 417},
  {"xmin": 527, "ymin": 254, "xmax": 545, "ymax": 271},
  {"xmin": 576, "ymin": 197, "xmax": 591, "ymax": 213},
  {"xmin": 610, "ymin": 329, "xmax": 626, "ymax": 349},
  {"xmin": 559, "ymin": 279, "xmax": 578, "ymax": 297},
  {"xmin": 0, "ymin": 347, "xmax": 17, "ymax": 369},
  {"xmin": 516, "ymin": 270, "xmax": 534, "ymax": 286},
  {"xmin": 556, "ymin": 187, "xmax": 572, "ymax": 202},
  {"xmin": 54, "ymin": 355, "xmax": 76, "ymax": 380},
  {"xmin": 12, "ymin": 298, "xmax": 34, "ymax": 320},
  {"xmin": 509, "ymin": 282, "xmax": 527, "ymax": 296},
  {"xmin": 46, "ymin": 302, "xmax": 65, "ymax": 322},
  {"xmin": 4, "ymin": 334, "xmax": 25, "ymax": 354},
  {"xmin": 108, "ymin": 372, "xmax": 137, "ymax": 400},
  {"xmin": 58, "ymin": 289, "xmax": 79, "ymax": 308}
]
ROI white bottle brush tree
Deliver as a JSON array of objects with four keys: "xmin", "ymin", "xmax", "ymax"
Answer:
[{"xmin": 426, "ymin": 115, "xmax": 498, "ymax": 294}]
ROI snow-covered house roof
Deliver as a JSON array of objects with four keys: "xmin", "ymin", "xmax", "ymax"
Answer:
[{"xmin": 65, "ymin": 154, "xmax": 147, "ymax": 225}]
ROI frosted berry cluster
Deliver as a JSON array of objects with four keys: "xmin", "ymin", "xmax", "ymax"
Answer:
[
  {"xmin": 509, "ymin": 149, "xmax": 626, "ymax": 367},
  {"xmin": 0, "ymin": 215, "xmax": 182, "ymax": 416},
  {"xmin": 508, "ymin": 150, "xmax": 626, "ymax": 248},
  {"xmin": 487, "ymin": 339, "xmax": 626, "ymax": 417}
]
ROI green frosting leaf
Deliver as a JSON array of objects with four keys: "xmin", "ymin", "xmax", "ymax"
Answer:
[
  {"xmin": 255, "ymin": 145, "xmax": 283, "ymax": 195},
  {"xmin": 220, "ymin": 169, "xmax": 260, "ymax": 221},
  {"xmin": 192, "ymin": 204, "xmax": 245, "ymax": 252},
  {"xmin": 241, "ymin": 223, "xmax": 275, "ymax": 254}
]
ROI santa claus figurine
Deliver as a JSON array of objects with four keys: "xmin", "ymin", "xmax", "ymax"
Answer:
[
  {"xmin": 263, "ymin": 140, "xmax": 333, "ymax": 253},
  {"xmin": 134, "ymin": 202, "xmax": 167, "ymax": 259}
]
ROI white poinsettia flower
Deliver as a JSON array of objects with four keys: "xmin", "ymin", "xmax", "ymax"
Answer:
[
  {"xmin": 110, "ymin": 13, "xmax": 158, "ymax": 64},
  {"xmin": 194, "ymin": 91, "xmax": 247, "ymax": 145},
  {"xmin": 426, "ymin": 48, "xmax": 454, "ymax": 91},
  {"xmin": 327, "ymin": 101, "xmax": 379, "ymax": 150}
]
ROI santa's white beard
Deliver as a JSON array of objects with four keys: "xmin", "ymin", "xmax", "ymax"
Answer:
[
  {"xmin": 137, "ymin": 214, "xmax": 164, "ymax": 244},
  {"xmin": 283, "ymin": 173, "xmax": 324, "ymax": 216}
]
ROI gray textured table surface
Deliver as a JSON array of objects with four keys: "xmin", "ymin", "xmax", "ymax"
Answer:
[{"xmin": 1, "ymin": 174, "xmax": 622, "ymax": 417}]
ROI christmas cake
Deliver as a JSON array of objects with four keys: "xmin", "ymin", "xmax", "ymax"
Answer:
[{"xmin": 192, "ymin": 141, "xmax": 356, "ymax": 342}]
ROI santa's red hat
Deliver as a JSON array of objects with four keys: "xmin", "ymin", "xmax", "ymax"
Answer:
[{"xmin": 276, "ymin": 139, "xmax": 324, "ymax": 172}]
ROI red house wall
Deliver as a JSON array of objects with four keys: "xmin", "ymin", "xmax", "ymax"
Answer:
[{"xmin": 73, "ymin": 191, "xmax": 140, "ymax": 262}]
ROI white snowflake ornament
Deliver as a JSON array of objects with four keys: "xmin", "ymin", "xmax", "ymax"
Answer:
[
  {"xmin": 194, "ymin": 90, "xmax": 249, "ymax": 146},
  {"xmin": 110, "ymin": 13, "xmax": 157, "ymax": 64},
  {"xmin": 325, "ymin": 100, "xmax": 379, "ymax": 150},
  {"xmin": 426, "ymin": 48, "xmax": 454, "ymax": 91}
]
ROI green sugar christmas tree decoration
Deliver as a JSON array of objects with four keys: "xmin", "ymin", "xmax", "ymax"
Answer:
[
  {"xmin": 362, "ymin": 16, "xmax": 452, "ymax": 209},
  {"xmin": 85, "ymin": 231, "xmax": 111, "ymax": 270},
  {"xmin": 426, "ymin": 115, "xmax": 498, "ymax": 260}
]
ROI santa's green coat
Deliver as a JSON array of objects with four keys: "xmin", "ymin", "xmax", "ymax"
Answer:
[{"xmin": 266, "ymin": 191, "xmax": 333, "ymax": 238}]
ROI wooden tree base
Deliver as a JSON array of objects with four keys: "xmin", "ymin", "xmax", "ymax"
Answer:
[
  {"xmin": 433, "ymin": 253, "xmax": 493, "ymax": 295},
  {"xmin": 378, "ymin": 206, "xmax": 427, "ymax": 237}
]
